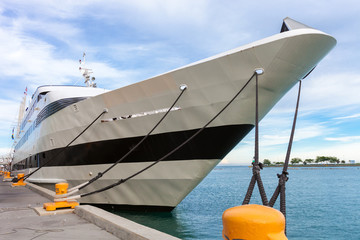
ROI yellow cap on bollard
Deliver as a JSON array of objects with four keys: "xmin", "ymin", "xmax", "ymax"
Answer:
[
  {"xmin": 4, "ymin": 171, "xmax": 11, "ymax": 179},
  {"xmin": 222, "ymin": 204, "xmax": 287, "ymax": 240},
  {"xmin": 55, "ymin": 182, "xmax": 69, "ymax": 195},
  {"xmin": 43, "ymin": 182, "xmax": 79, "ymax": 211}
]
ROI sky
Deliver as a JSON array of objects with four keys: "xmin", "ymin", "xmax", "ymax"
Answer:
[{"xmin": 0, "ymin": 0, "xmax": 359, "ymax": 165}]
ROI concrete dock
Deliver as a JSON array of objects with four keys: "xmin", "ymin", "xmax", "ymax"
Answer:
[{"xmin": 0, "ymin": 176, "xmax": 180, "ymax": 240}]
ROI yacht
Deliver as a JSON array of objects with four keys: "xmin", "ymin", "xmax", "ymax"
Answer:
[{"xmin": 11, "ymin": 18, "xmax": 336, "ymax": 211}]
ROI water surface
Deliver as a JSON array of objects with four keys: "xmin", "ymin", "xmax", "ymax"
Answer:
[{"xmin": 115, "ymin": 166, "xmax": 360, "ymax": 239}]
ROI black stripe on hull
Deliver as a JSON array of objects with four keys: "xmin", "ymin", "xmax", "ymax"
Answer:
[{"xmin": 18, "ymin": 124, "xmax": 253, "ymax": 168}]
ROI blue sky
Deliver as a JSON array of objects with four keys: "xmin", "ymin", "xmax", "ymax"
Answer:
[{"xmin": 0, "ymin": 0, "xmax": 359, "ymax": 164}]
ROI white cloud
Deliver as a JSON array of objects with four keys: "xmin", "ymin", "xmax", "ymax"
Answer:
[
  {"xmin": 334, "ymin": 113, "xmax": 360, "ymax": 120},
  {"xmin": 224, "ymin": 119, "xmax": 331, "ymax": 165},
  {"xmin": 300, "ymin": 73, "xmax": 360, "ymax": 111},
  {"xmin": 0, "ymin": 24, "xmax": 74, "ymax": 85},
  {"xmin": 270, "ymin": 72, "xmax": 360, "ymax": 116},
  {"xmin": 0, "ymin": 15, "xmax": 130, "ymax": 88},
  {"xmin": 88, "ymin": 62, "xmax": 139, "ymax": 90},
  {"xmin": 1, "ymin": 0, "xmax": 255, "ymax": 57},
  {"xmin": 0, "ymin": 147, "xmax": 12, "ymax": 156},
  {"xmin": 224, "ymin": 142, "xmax": 254, "ymax": 165},
  {"xmin": 220, "ymin": 158, "xmax": 230, "ymax": 165},
  {"xmin": 102, "ymin": 42, "xmax": 191, "ymax": 83},
  {"xmin": 0, "ymin": 99, "xmax": 19, "ymax": 155},
  {"xmin": 260, "ymin": 125, "xmax": 324, "ymax": 146},
  {"xmin": 0, "ymin": 1, "xmax": 94, "ymax": 20},
  {"xmin": 325, "ymin": 136, "xmax": 360, "ymax": 142},
  {"xmin": 291, "ymin": 141, "xmax": 360, "ymax": 162},
  {"xmin": 0, "ymin": 99, "xmax": 21, "ymax": 127}
]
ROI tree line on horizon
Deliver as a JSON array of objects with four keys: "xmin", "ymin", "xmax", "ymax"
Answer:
[{"xmin": 262, "ymin": 156, "xmax": 350, "ymax": 166}]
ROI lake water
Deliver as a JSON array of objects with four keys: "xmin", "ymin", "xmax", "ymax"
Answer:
[{"xmin": 115, "ymin": 166, "xmax": 360, "ymax": 239}]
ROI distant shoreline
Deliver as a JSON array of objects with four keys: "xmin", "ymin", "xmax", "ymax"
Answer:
[
  {"xmin": 217, "ymin": 163, "xmax": 360, "ymax": 168},
  {"xmin": 264, "ymin": 163, "xmax": 360, "ymax": 168}
]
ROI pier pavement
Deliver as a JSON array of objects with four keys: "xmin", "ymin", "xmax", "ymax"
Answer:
[{"xmin": 0, "ymin": 176, "xmax": 180, "ymax": 240}]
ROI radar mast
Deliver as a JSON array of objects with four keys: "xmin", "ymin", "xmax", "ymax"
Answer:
[{"xmin": 79, "ymin": 52, "xmax": 97, "ymax": 88}]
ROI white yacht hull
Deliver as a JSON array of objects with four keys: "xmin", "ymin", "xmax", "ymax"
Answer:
[{"xmin": 12, "ymin": 21, "xmax": 336, "ymax": 210}]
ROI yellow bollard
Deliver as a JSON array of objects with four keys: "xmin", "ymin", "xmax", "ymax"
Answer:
[
  {"xmin": 43, "ymin": 182, "xmax": 79, "ymax": 211},
  {"xmin": 12, "ymin": 173, "xmax": 27, "ymax": 187},
  {"xmin": 222, "ymin": 204, "xmax": 287, "ymax": 240},
  {"xmin": 4, "ymin": 171, "xmax": 11, "ymax": 179}
]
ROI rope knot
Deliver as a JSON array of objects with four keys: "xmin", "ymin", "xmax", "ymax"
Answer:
[
  {"xmin": 276, "ymin": 171, "xmax": 289, "ymax": 185},
  {"xmin": 252, "ymin": 161, "xmax": 264, "ymax": 175},
  {"xmin": 281, "ymin": 171, "xmax": 289, "ymax": 182}
]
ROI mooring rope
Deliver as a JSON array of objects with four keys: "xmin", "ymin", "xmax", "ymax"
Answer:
[
  {"xmin": 77, "ymin": 72, "xmax": 258, "ymax": 199},
  {"xmin": 12, "ymin": 109, "xmax": 108, "ymax": 183},
  {"xmin": 269, "ymin": 80, "xmax": 302, "ymax": 233},
  {"xmin": 242, "ymin": 73, "xmax": 268, "ymax": 206},
  {"xmin": 240, "ymin": 79, "xmax": 302, "ymax": 236}
]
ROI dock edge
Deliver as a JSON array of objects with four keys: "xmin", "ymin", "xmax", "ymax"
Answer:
[{"xmin": 25, "ymin": 182, "xmax": 180, "ymax": 240}]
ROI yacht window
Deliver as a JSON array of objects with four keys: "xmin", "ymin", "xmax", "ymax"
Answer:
[{"xmin": 37, "ymin": 91, "xmax": 49, "ymax": 102}]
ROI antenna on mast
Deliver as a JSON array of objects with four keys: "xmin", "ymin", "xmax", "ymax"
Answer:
[{"xmin": 79, "ymin": 52, "xmax": 97, "ymax": 88}]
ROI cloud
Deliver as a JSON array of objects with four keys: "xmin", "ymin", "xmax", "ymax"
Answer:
[
  {"xmin": 0, "ymin": 20, "xmax": 76, "ymax": 86},
  {"xmin": 0, "ymin": 99, "xmax": 19, "ymax": 157},
  {"xmin": 291, "ymin": 141, "xmax": 360, "ymax": 161},
  {"xmin": 102, "ymin": 42, "xmax": 191, "ymax": 83},
  {"xmin": 257, "ymin": 109, "xmax": 329, "ymax": 147},
  {"xmin": 0, "ymin": 99, "xmax": 21, "ymax": 127},
  {"xmin": 220, "ymin": 158, "xmax": 230, "ymax": 165},
  {"xmin": 0, "ymin": 13, "xmax": 131, "ymax": 88},
  {"xmin": 261, "ymin": 125, "xmax": 323, "ymax": 146},
  {"xmin": 0, "ymin": 147, "xmax": 12, "ymax": 156},
  {"xmin": 270, "ymin": 72, "xmax": 360, "ymax": 116},
  {"xmin": 88, "ymin": 62, "xmax": 139, "ymax": 90},
  {"xmin": 0, "ymin": 1, "xmax": 94, "ymax": 20},
  {"xmin": 4, "ymin": 0, "xmax": 260, "ymax": 58},
  {"xmin": 223, "ymin": 115, "xmax": 333, "ymax": 165},
  {"xmin": 300, "ymin": 73, "xmax": 360, "ymax": 111},
  {"xmin": 224, "ymin": 142, "xmax": 254, "ymax": 165},
  {"xmin": 334, "ymin": 113, "xmax": 360, "ymax": 120},
  {"xmin": 325, "ymin": 136, "xmax": 360, "ymax": 142}
]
